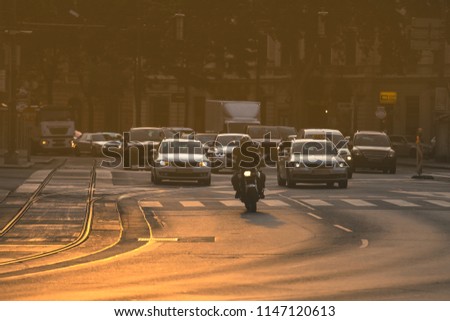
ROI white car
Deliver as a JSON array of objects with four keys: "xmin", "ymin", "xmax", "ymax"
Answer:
[
  {"xmin": 151, "ymin": 139, "xmax": 211, "ymax": 185},
  {"xmin": 277, "ymin": 139, "xmax": 348, "ymax": 188}
]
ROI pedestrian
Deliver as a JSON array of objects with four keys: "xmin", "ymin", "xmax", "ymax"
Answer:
[{"xmin": 416, "ymin": 127, "xmax": 423, "ymax": 176}]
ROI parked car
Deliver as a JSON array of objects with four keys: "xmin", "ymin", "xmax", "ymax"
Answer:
[
  {"xmin": 350, "ymin": 131, "xmax": 396, "ymax": 174},
  {"xmin": 389, "ymin": 134, "xmax": 433, "ymax": 159},
  {"xmin": 298, "ymin": 128, "xmax": 353, "ymax": 178},
  {"xmin": 151, "ymin": 138, "xmax": 211, "ymax": 185},
  {"xmin": 72, "ymin": 132, "xmax": 122, "ymax": 156},
  {"xmin": 164, "ymin": 127, "xmax": 195, "ymax": 138},
  {"xmin": 207, "ymin": 133, "xmax": 250, "ymax": 172},
  {"xmin": 277, "ymin": 139, "xmax": 348, "ymax": 188}
]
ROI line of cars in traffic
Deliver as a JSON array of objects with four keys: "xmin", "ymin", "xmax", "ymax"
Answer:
[{"xmin": 71, "ymin": 125, "xmax": 405, "ymax": 189}]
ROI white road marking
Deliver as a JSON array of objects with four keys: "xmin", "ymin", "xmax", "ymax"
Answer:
[
  {"xmin": 220, "ymin": 200, "xmax": 242, "ymax": 207},
  {"xmin": 306, "ymin": 212, "xmax": 323, "ymax": 220},
  {"xmin": 383, "ymin": 199, "xmax": 420, "ymax": 207},
  {"xmin": 334, "ymin": 225, "xmax": 353, "ymax": 233},
  {"xmin": 261, "ymin": 200, "xmax": 290, "ymax": 207},
  {"xmin": 180, "ymin": 201, "xmax": 205, "ymax": 207},
  {"xmin": 360, "ymin": 239, "xmax": 369, "ymax": 248},
  {"xmin": 302, "ymin": 199, "xmax": 332, "ymax": 206},
  {"xmin": 425, "ymin": 200, "xmax": 450, "ymax": 207},
  {"xmin": 15, "ymin": 183, "xmax": 41, "ymax": 193},
  {"xmin": 139, "ymin": 201, "xmax": 163, "ymax": 208},
  {"xmin": 342, "ymin": 199, "xmax": 376, "ymax": 207}
]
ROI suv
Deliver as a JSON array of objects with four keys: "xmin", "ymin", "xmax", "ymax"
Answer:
[
  {"xmin": 298, "ymin": 128, "xmax": 353, "ymax": 178},
  {"xmin": 350, "ymin": 131, "xmax": 396, "ymax": 174}
]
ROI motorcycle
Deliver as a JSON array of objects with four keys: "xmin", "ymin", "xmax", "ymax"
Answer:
[{"xmin": 238, "ymin": 168, "xmax": 261, "ymax": 212}]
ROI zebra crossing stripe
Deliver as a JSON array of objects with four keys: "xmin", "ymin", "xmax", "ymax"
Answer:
[
  {"xmin": 425, "ymin": 200, "xmax": 450, "ymax": 207},
  {"xmin": 180, "ymin": 201, "xmax": 205, "ymax": 207},
  {"xmin": 261, "ymin": 200, "xmax": 290, "ymax": 207},
  {"xmin": 220, "ymin": 200, "xmax": 242, "ymax": 207},
  {"xmin": 302, "ymin": 199, "xmax": 332, "ymax": 206},
  {"xmin": 383, "ymin": 199, "xmax": 420, "ymax": 207},
  {"xmin": 140, "ymin": 201, "xmax": 163, "ymax": 208},
  {"xmin": 342, "ymin": 199, "xmax": 376, "ymax": 207}
]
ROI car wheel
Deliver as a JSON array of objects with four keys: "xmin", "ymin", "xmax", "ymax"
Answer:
[
  {"xmin": 338, "ymin": 180, "xmax": 348, "ymax": 188},
  {"xmin": 326, "ymin": 182, "xmax": 334, "ymax": 188},
  {"xmin": 347, "ymin": 168, "xmax": 353, "ymax": 179},
  {"xmin": 199, "ymin": 177, "xmax": 211, "ymax": 186},
  {"xmin": 286, "ymin": 172, "xmax": 295, "ymax": 188},
  {"xmin": 277, "ymin": 167, "xmax": 286, "ymax": 186},
  {"xmin": 151, "ymin": 172, "xmax": 161, "ymax": 185},
  {"xmin": 74, "ymin": 147, "xmax": 80, "ymax": 157},
  {"xmin": 382, "ymin": 169, "xmax": 388, "ymax": 174},
  {"xmin": 389, "ymin": 167, "xmax": 396, "ymax": 174}
]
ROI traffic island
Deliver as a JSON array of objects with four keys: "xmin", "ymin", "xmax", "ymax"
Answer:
[{"xmin": 411, "ymin": 174, "xmax": 434, "ymax": 180}]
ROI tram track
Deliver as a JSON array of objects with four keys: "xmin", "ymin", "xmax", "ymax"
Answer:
[{"xmin": 0, "ymin": 159, "xmax": 97, "ymax": 266}]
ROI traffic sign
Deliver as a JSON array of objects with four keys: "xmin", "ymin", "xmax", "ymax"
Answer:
[
  {"xmin": 375, "ymin": 106, "xmax": 386, "ymax": 120},
  {"xmin": 379, "ymin": 91, "xmax": 397, "ymax": 105}
]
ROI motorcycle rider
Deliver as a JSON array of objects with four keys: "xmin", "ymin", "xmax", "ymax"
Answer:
[{"xmin": 231, "ymin": 136, "xmax": 266, "ymax": 199}]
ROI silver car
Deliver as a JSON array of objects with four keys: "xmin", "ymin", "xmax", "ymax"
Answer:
[
  {"xmin": 277, "ymin": 139, "xmax": 348, "ymax": 188},
  {"xmin": 207, "ymin": 133, "xmax": 250, "ymax": 172},
  {"xmin": 151, "ymin": 139, "xmax": 211, "ymax": 185}
]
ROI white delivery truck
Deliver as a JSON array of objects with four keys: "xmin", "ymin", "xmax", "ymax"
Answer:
[{"xmin": 204, "ymin": 100, "xmax": 260, "ymax": 133}]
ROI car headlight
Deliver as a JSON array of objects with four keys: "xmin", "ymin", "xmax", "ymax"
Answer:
[
  {"xmin": 288, "ymin": 161, "xmax": 302, "ymax": 168},
  {"xmin": 334, "ymin": 162, "xmax": 345, "ymax": 168},
  {"xmin": 198, "ymin": 161, "xmax": 209, "ymax": 167},
  {"xmin": 159, "ymin": 160, "xmax": 169, "ymax": 166},
  {"xmin": 346, "ymin": 155, "xmax": 352, "ymax": 161},
  {"xmin": 352, "ymin": 149, "xmax": 361, "ymax": 156},
  {"xmin": 41, "ymin": 140, "xmax": 49, "ymax": 146},
  {"xmin": 243, "ymin": 170, "xmax": 252, "ymax": 177},
  {"xmin": 388, "ymin": 150, "xmax": 396, "ymax": 158}
]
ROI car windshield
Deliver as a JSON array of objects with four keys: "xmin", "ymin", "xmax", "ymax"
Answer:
[
  {"xmin": 354, "ymin": 134, "xmax": 390, "ymax": 147},
  {"xmin": 292, "ymin": 141, "xmax": 337, "ymax": 155},
  {"xmin": 216, "ymin": 135, "xmax": 244, "ymax": 145},
  {"xmin": 195, "ymin": 134, "xmax": 217, "ymax": 144},
  {"xmin": 159, "ymin": 141, "xmax": 203, "ymax": 154},
  {"xmin": 304, "ymin": 131, "xmax": 345, "ymax": 147},
  {"xmin": 91, "ymin": 134, "xmax": 117, "ymax": 141},
  {"xmin": 278, "ymin": 127, "xmax": 297, "ymax": 139},
  {"xmin": 130, "ymin": 129, "xmax": 163, "ymax": 141},
  {"xmin": 247, "ymin": 127, "xmax": 281, "ymax": 139}
]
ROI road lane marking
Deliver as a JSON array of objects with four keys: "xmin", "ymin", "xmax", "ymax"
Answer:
[
  {"xmin": 342, "ymin": 199, "xmax": 376, "ymax": 207},
  {"xmin": 383, "ymin": 199, "xmax": 420, "ymax": 207},
  {"xmin": 261, "ymin": 200, "xmax": 290, "ymax": 207},
  {"xmin": 302, "ymin": 199, "xmax": 332, "ymax": 206},
  {"xmin": 334, "ymin": 225, "xmax": 353, "ymax": 233},
  {"xmin": 425, "ymin": 200, "xmax": 450, "ymax": 207},
  {"xmin": 180, "ymin": 201, "xmax": 205, "ymax": 207},
  {"xmin": 306, "ymin": 212, "xmax": 323, "ymax": 220},
  {"xmin": 138, "ymin": 237, "xmax": 178, "ymax": 242},
  {"xmin": 139, "ymin": 201, "xmax": 163, "ymax": 208},
  {"xmin": 220, "ymin": 200, "xmax": 242, "ymax": 207},
  {"xmin": 360, "ymin": 239, "xmax": 369, "ymax": 248}
]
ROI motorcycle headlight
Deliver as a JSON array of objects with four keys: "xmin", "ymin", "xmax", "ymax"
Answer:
[{"xmin": 243, "ymin": 170, "xmax": 252, "ymax": 177}]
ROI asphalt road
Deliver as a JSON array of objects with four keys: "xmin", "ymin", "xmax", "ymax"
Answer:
[{"xmin": 0, "ymin": 156, "xmax": 449, "ymax": 300}]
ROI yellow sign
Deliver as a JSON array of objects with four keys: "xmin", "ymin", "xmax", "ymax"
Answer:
[{"xmin": 380, "ymin": 91, "xmax": 397, "ymax": 104}]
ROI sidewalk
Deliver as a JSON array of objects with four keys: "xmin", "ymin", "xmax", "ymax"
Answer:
[
  {"xmin": 397, "ymin": 157, "xmax": 450, "ymax": 171},
  {"xmin": 0, "ymin": 149, "xmax": 54, "ymax": 168}
]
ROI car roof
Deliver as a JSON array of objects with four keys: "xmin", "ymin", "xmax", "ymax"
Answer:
[
  {"xmin": 355, "ymin": 130, "xmax": 387, "ymax": 135},
  {"xmin": 302, "ymin": 128, "xmax": 342, "ymax": 133},
  {"xmin": 161, "ymin": 138, "xmax": 201, "ymax": 143},
  {"xmin": 216, "ymin": 133, "xmax": 248, "ymax": 137},
  {"xmin": 292, "ymin": 138, "xmax": 329, "ymax": 143}
]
